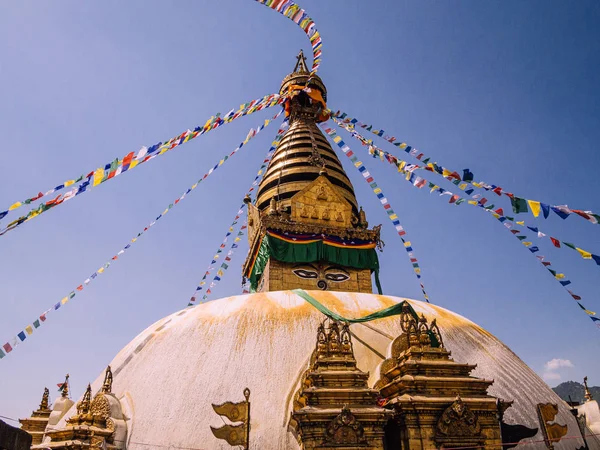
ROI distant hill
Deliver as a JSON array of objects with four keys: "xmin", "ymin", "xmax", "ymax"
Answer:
[{"xmin": 553, "ymin": 381, "xmax": 600, "ymax": 403}]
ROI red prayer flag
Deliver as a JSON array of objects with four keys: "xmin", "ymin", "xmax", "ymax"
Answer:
[
  {"xmin": 3, "ymin": 343, "xmax": 12, "ymax": 353},
  {"xmin": 495, "ymin": 208, "xmax": 504, "ymax": 216},
  {"xmin": 568, "ymin": 290, "xmax": 582, "ymax": 300},
  {"xmin": 550, "ymin": 237, "xmax": 561, "ymax": 248}
]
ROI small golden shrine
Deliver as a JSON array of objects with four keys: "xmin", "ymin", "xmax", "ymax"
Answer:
[
  {"xmin": 18, "ymin": 387, "xmax": 52, "ymax": 445},
  {"xmin": 290, "ymin": 319, "xmax": 393, "ymax": 449},
  {"xmin": 37, "ymin": 366, "xmax": 128, "ymax": 450}
]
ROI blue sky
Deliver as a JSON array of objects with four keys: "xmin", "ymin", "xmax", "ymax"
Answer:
[{"xmin": 1, "ymin": 0, "xmax": 599, "ymax": 421}]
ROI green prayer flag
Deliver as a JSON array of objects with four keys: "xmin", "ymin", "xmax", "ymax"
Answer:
[
  {"xmin": 33, "ymin": 320, "xmax": 40, "ymax": 328},
  {"xmin": 517, "ymin": 235, "xmax": 526, "ymax": 241},
  {"xmin": 563, "ymin": 242, "xmax": 576, "ymax": 249},
  {"xmin": 510, "ymin": 197, "xmax": 529, "ymax": 214}
]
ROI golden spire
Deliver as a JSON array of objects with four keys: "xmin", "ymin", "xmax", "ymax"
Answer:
[
  {"xmin": 39, "ymin": 387, "xmax": 50, "ymax": 411},
  {"xmin": 101, "ymin": 365, "xmax": 113, "ymax": 394},
  {"xmin": 584, "ymin": 376, "xmax": 594, "ymax": 402},
  {"xmin": 293, "ymin": 49, "xmax": 309, "ymax": 73},
  {"xmin": 256, "ymin": 51, "xmax": 356, "ymax": 215},
  {"xmin": 60, "ymin": 374, "xmax": 70, "ymax": 398},
  {"xmin": 76, "ymin": 384, "xmax": 92, "ymax": 416}
]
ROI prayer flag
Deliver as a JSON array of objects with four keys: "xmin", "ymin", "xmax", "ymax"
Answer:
[
  {"xmin": 541, "ymin": 203, "xmax": 550, "ymax": 219},
  {"xmin": 528, "ymin": 200, "xmax": 541, "ymax": 218},
  {"xmin": 576, "ymin": 248, "xmax": 592, "ymax": 259},
  {"xmin": 510, "ymin": 197, "xmax": 528, "ymax": 214},
  {"xmin": 550, "ymin": 238, "xmax": 560, "ymax": 248}
]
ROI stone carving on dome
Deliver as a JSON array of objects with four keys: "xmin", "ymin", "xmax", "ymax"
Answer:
[
  {"xmin": 436, "ymin": 395, "xmax": 481, "ymax": 437},
  {"xmin": 324, "ymin": 405, "xmax": 367, "ymax": 446}
]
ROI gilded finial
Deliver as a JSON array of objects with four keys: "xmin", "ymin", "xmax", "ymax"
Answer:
[
  {"xmin": 60, "ymin": 374, "xmax": 70, "ymax": 398},
  {"xmin": 293, "ymin": 49, "xmax": 309, "ymax": 74},
  {"xmin": 39, "ymin": 387, "xmax": 50, "ymax": 411},
  {"xmin": 102, "ymin": 365, "xmax": 113, "ymax": 394},
  {"xmin": 584, "ymin": 376, "xmax": 593, "ymax": 402},
  {"xmin": 76, "ymin": 384, "xmax": 92, "ymax": 415}
]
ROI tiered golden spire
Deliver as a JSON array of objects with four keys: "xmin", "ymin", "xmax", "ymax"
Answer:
[
  {"xmin": 39, "ymin": 387, "xmax": 50, "ymax": 411},
  {"xmin": 255, "ymin": 51, "xmax": 357, "ymax": 215}
]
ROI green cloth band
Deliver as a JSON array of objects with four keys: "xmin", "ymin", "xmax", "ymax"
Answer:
[
  {"xmin": 293, "ymin": 289, "xmax": 440, "ymax": 347},
  {"xmin": 250, "ymin": 234, "xmax": 382, "ymax": 293}
]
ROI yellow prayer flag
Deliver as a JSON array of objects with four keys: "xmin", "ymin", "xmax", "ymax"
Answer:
[
  {"xmin": 98, "ymin": 267, "xmax": 105, "ymax": 274},
  {"xmin": 584, "ymin": 308, "xmax": 596, "ymax": 316},
  {"xmin": 61, "ymin": 297, "xmax": 69, "ymax": 305},
  {"xmin": 64, "ymin": 180, "xmax": 75, "ymax": 187},
  {"xmin": 468, "ymin": 200, "xmax": 478, "ymax": 205},
  {"xmin": 576, "ymin": 248, "xmax": 592, "ymax": 259},
  {"xmin": 398, "ymin": 161, "xmax": 406, "ymax": 171},
  {"xmin": 472, "ymin": 182, "xmax": 482, "ymax": 188},
  {"xmin": 25, "ymin": 325, "xmax": 33, "ymax": 335},
  {"xmin": 555, "ymin": 273, "xmax": 565, "ymax": 280},
  {"xmin": 458, "ymin": 183, "xmax": 467, "ymax": 190},
  {"xmin": 528, "ymin": 200, "xmax": 541, "ymax": 218},
  {"xmin": 399, "ymin": 143, "xmax": 408, "ymax": 149},
  {"xmin": 9, "ymin": 202, "xmax": 22, "ymax": 210},
  {"xmin": 442, "ymin": 169, "xmax": 451, "ymax": 177},
  {"xmin": 516, "ymin": 221, "xmax": 525, "ymax": 226},
  {"xmin": 389, "ymin": 214, "xmax": 398, "ymax": 220},
  {"xmin": 333, "ymin": 136, "xmax": 342, "ymax": 143},
  {"xmin": 404, "ymin": 241, "xmax": 412, "ymax": 247},
  {"xmin": 129, "ymin": 160, "xmax": 139, "ymax": 169},
  {"xmin": 373, "ymin": 188, "xmax": 382, "ymax": 194},
  {"xmin": 523, "ymin": 241, "xmax": 533, "ymax": 247},
  {"xmin": 93, "ymin": 168, "xmax": 104, "ymax": 186}
]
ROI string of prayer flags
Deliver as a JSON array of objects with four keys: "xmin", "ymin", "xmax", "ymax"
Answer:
[
  {"xmin": 331, "ymin": 110, "xmax": 600, "ymax": 227},
  {"xmin": 188, "ymin": 209, "xmax": 244, "ymax": 305},
  {"xmin": 0, "ymin": 94, "xmax": 285, "ymax": 236},
  {"xmin": 332, "ymin": 117, "xmax": 600, "ymax": 268},
  {"xmin": 199, "ymin": 223, "xmax": 248, "ymax": 304},
  {"xmin": 321, "ymin": 124, "xmax": 430, "ymax": 303},
  {"xmin": 0, "ymin": 113, "xmax": 282, "ymax": 361},
  {"xmin": 331, "ymin": 121, "xmax": 599, "ymax": 330},
  {"xmin": 495, "ymin": 225, "xmax": 598, "ymax": 328},
  {"xmin": 188, "ymin": 120, "xmax": 290, "ymax": 306},
  {"xmin": 255, "ymin": 0, "xmax": 322, "ymax": 73}
]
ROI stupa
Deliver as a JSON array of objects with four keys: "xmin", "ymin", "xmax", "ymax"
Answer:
[{"xmin": 19, "ymin": 52, "xmax": 598, "ymax": 450}]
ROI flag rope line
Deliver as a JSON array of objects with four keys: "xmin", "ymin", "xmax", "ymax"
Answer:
[
  {"xmin": 331, "ymin": 117, "xmax": 600, "ymax": 267},
  {"xmin": 0, "ymin": 111, "xmax": 283, "ymax": 360},
  {"xmin": 0, "ymin": 94, "xmax": 284, "ymax": 235},
  {"xmin": 188, "ymin": 120, "xmax": 289, "ymax": 306},
  {"xmin": 254, "ymin": 0, "xmax": 322, "ymax": 74},
  {"xmin": 332, "ymin": 110, "xmax": 600, "ymax": 226},
  {"xmin": 332, "ymin": 120, "xmax": 598, "ymax": 329},
  {"xmin": 321, "ymin": 124, "xmax": 430, "ymax": 303}
]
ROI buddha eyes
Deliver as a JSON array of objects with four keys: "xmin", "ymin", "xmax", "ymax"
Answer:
[
  {"xmin": 293, "ymin": 269, "xmax": 318, "ymax": 279},
  {"xmin": 325, "ymin": 273, "xmax": 350, "ymax": 282},
  {"xmin": 292, "ymin": 265, "xmax": 350, "ymax": 284}
]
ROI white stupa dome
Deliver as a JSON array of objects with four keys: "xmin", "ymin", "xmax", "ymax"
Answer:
[{"xmin": 55, "ymin": 291, "xmax": 589, "ymax": 449}]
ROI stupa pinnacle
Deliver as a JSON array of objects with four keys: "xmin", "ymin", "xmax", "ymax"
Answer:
[{"xmin": 244, "ymin": 51, "xmax": 380, "ymax": 294}]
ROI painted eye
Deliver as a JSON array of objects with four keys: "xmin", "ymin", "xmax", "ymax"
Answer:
[
  {"xmin": 325, "ymin": 273, "xmax": 350, "ymax": 282},
  {"xmin": 293, "ymin": 269, "xmax": 318, "ymax": 279}
]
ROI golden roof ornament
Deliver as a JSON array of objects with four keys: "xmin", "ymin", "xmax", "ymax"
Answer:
[
  {"xmin": 39, "ymin": 387, "xmax": 50, "ymax": 411},
  {"xmin": 101, "ymin": 365, "xmax": 113, "ymax": 394},
  {"xmin": 59, "ymin": 373, "xmax": 70, "ymax": 398},
  {"xmin": 584, "ymin": 376, "xmax": 593, "ymax": 402},
  {"xmin": 76, "ymin": 383, "xmax": 92, "ymax": 416}
]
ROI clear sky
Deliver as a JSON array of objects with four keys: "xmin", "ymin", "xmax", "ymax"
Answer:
[{"xmin": 1, "ymin": 0, "xmax": 599, "ymax": 422}]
